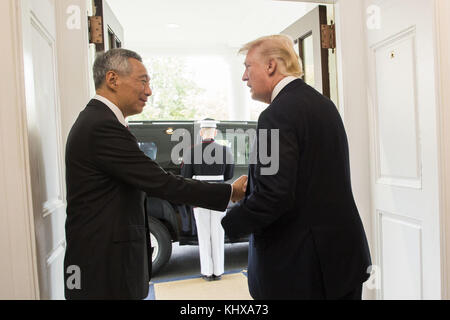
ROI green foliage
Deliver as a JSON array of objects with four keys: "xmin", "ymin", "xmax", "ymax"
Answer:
[{"xmin": 128, "ymin": 57, "xmax": 229, "ymax": 121}]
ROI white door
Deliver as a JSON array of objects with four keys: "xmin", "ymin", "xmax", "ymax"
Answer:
[
  {"xmin": 282, "ymin": 5, "xmax": 331, "ymax": 98},
  {"xmin": 21, "ymin": 0, "xmax": 66, "ymax": 299},
  {"xmin": 92, "ymin": 0, "xmax": 124, "ymax": 52},
  {"xmin": 281, "ymin": 4, "xmax": 339, "ymax": 107},
  {"xmin": 365, "ymin": 0, "xmax": 441, "ymax": 299}
]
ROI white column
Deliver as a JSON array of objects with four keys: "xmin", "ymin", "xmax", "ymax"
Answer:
[{"xmin": 224, "ymin": 49, "xmax": 250, "ymax": 121}]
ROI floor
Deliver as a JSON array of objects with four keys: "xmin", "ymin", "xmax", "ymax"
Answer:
[
  {"xmin": 148, "ymin": 242, "xmax": 250, "ymax": 300},
  {"xmin": 151, "ymin": 242, "xmax": 249, "ymax": 282}
]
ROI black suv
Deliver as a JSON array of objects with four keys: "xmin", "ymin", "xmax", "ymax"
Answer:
[{"xmin": 129, "ymin": 120, "xmax": 257, "ymax": 274}]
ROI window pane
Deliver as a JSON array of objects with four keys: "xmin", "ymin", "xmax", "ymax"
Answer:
[
  {"xmin": 217, "ymin": 131, "xmax": 252, "ymax": 165},
  {"xmin": 138, "ymin": 142, "xmax": 158, "ymax": 161}
]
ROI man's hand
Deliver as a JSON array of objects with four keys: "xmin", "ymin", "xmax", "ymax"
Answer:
[{"xmin": 231, "ymin": 175, "xmax": 248, "ymax": 203}]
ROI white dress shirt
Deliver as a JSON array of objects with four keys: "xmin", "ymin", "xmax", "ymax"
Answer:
[
  {"xmin": 93, "ymin": 94, "xmax": 128, "ymax": 127},
  {"xmin": 271, "ymin": 76, "xmax": 299, "ymax": 103}
]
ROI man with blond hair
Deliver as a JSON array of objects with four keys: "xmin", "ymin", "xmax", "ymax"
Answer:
[{"xmin": 221, "ymin": 35, "xmax": 371, "ymax": 300}]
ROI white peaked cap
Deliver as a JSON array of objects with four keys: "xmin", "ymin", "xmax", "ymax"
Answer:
[{"xmin": 198, "ymin": 119, "xmax": 219, "ymax": 128}]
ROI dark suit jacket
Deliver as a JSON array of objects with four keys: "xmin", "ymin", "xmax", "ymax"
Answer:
[
  {"xmin": 64, "ymin": 99, "xmax": 231, "ymax": 300},
  {"xmin": 221, "ymin": 79, "xmax": 371, "ymax": 300}
]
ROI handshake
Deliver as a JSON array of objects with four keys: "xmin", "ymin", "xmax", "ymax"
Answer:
[{"xmin": 230, "ymin": 175, "xmax": 248, "ymax": 203}]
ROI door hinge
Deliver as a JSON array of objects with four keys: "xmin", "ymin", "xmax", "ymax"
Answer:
[
  {"xmin": 88, "ymin": 16, "xmax": 103, "ymax": 44},
  {"xmin": 321, "ymin": 23, "xmax": 336, "ymax": 51}
]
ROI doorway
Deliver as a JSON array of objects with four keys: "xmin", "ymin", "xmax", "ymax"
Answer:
[
  {"xmin": 97, "ymin": 0, "xmax": 337, "ymax": 122},
  {"xmin": 11, "ymin": 0, "xmax": 448, "ymax": 300}
]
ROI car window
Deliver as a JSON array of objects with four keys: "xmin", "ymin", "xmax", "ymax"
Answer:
[
  {"xmin": 138, "ymin": 142, "xmax": 158, "ymax": 161},
  {"xmin": 216, "ymin": 129, "xmax": 255, "ymax": 166}
]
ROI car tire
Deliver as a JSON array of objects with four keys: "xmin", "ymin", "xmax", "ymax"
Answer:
[{"xmin": 148, "ymin": 216, "xmax": 172, "ymax": 275}]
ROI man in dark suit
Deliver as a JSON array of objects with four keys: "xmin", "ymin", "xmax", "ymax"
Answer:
[
  {"xmin": 221, "ymin": 35, "xmax": 372, "ymax": 300},
  {"xmin": 64, "ymin": 49, "xmax": 247, "ymax": 300}
]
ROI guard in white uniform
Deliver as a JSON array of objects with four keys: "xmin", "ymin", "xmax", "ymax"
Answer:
[{"xmin": 180, "ymin": 119, "xmax": 234, "ymax": 281}]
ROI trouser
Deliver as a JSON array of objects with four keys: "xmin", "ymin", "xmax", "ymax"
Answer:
[{"xmin": 193, "ymin": 207, "xmax": 226, "ymax": 276}]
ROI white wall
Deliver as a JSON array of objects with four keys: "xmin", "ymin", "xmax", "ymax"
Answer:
[
  {"xmin": 223, "ymin": 49, "xmax": 251, "ymax": 121},
  {"xmin": 55, "ymin": 0, "xmax": 92, "ymax": 143}
]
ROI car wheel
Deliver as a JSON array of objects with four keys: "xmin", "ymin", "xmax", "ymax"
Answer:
[{"xmin": 148, "ymin": 216, "xmax": 172, "ymax": 275}]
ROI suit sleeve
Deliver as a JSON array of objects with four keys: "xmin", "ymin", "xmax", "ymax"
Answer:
[
  {"xmin": 91, "ymin": 120, "xmax": 231, "ymax": 212},
  {"xmin": 221, "ymin": 108, "xmax": 301, "ymax": 238}
]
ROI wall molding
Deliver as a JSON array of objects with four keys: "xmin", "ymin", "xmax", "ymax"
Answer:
[
  {"xmin": 370, "ymin": 27, "xmax": 422, "ymax": 189},
  {"xmin": 29, "ymin": 6, "xmax": 66, "ymax": 220},
  {"xmin": 377, "ymin": 210, "xmax": 424, "ymax": 299}
]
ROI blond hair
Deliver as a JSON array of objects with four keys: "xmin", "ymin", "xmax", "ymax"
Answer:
[{"xmin": 239, "ymin": 34, "xmax": 304, "ymax": 78}]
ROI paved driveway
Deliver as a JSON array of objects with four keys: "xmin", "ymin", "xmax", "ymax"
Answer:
[{"xmin": 151, "ymin": 242, "xmax": 249, "ymax": 282}]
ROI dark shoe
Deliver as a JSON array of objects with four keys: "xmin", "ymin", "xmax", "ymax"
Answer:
[
  {"xmin": 213, "ymin": 275, "xmax": 222, "ymax": 281},
  {"xmin": 201, "ymin": 275, "xmax": 214, "ymax": 281}
]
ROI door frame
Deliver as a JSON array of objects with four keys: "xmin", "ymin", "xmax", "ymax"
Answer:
[{"xmin": 435, "ymin": 0, "xmax": 450, "ymax": 300}]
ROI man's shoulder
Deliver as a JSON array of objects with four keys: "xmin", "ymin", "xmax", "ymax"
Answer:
[
  {"xmin": 272, "ymin": 80, "xmax": 308, "ymax": 103},
  {"xmin": 69, "ymin": 100, "xmax": 121, "ymax": 138},
  {"xmin": 269, "ymin": 79, "xmax": 334, "ymax": 114},
  {"xmin": 85, "ymin": 99, "xmax": 112, "ymax": 115},
  {"xmin": 78, "ymin": 100, "xmax": 118, "ymax": 124}
]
